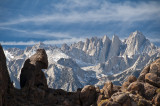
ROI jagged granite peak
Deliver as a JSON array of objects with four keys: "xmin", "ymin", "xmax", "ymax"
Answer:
[
  {"xmin": 126, "ymin": 30, "xmax": 146, "ymax": 46},
  {"xmin": 90, "ymin": 36, "xmax": 99, "ymax": 42},
  {"xmin": 45, "ymin": 57, "xmax": 88, "ymax": 91},
  {"xmin": 102, "ymin": 35, "xmax": 110, "ymax": 43},
  {"xmin": 107, "ymin": 34, "xmax": 122, "ymax": 60},
  {"xmin": 73, "ymin": 36, "xmax": 111, "ymax": 62},
  {"xmin": 7, "ymin": 48, "xmax": 24, "ymax": 57},
  {"xmin": 57, "ymin": 58, "xmax": 79, "ymax": 68},
  {"xmin": 131, "ymin": 30, "xmax": 145, "ymax": 37},
  {"xmin": 100, "ymin": 35, "xmax": 111, "ymax": 62},
  {"xmin": 3, "ymin": 31, "xmax": 160, "ymax": 92},
  {"xmin": 112, "ymin": 34, "xmax": 121, "ymax": 43},
  {"xmin": 124, "ymin": 30, "xmax": 156, "ymax": 57},
  {"xmin": 33, "ymin": 42, "xmax": 47, "ymax": 49},
  {"xmin": 70, "ymin": 41, "xmax": 84, "ymax": 50},
  {"xmin": 61, "ymin": 43, "xmax": 70, "ymax": 51}
]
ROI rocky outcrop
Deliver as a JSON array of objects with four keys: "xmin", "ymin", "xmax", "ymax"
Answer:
[
  {"xmin": 111, "ymin": 92, "xmax": 129, "ymax": 105},
  {"xmin": 122, "ymin": 75, "xmax": 137, "ymax": 89},
  {"xmin": 153, "ymin": 93, "xmax": 160, "ymax": 106},
  {"xmin": 102, "ymin": 81, "xmax": 113, "ymax": 98},
  {"xmin": 98, "ymin": 58, "xmax": 160, "ymax": 106},
  {"xmin": 20, "ymin": 49, "xmax": 48, "ymax": 89},
  {"xmin": 80, "ymin": 85, "xmax": 97, "ymax": 106},
  {"xmin": 145, "ymin": 73, "xmax": 160, "ymax": 88},
  {"xmin": 0, "ymin": 44, "xmax": 12, "ymax": 105}
]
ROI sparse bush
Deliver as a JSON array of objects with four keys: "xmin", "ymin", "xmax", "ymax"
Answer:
[
  {"xmin": 98, "ymin": 99, "xmax": 109, "ymax": 106},
  {"xmin": 156, "ymin": 88, "xmax": 160, "ymax": 93}
]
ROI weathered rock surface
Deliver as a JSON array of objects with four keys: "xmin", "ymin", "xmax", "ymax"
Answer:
[
  {"xmin": 122, "ymin": 81, "xmax": 130, "ymax": 89},
  {"xmin": 128, "ymin": 75, "xmax": 137, "ymax": 83},
  {"xmin": 103, "ymin": 81, "xmax": 113, "ymax": 98},
  {"xmin": 127, "ymin": 82, "xmax": 144, "ymax": 96},
  {"xmin": 0, "ymin": 44, "xmax": 12, "ymax": 105},
  {"xmin": 80, "ymin": 85, "xmax": 97, "ymax": 106},
  {"xmin": 150, "ymin": 61, "xmax": 160, "ymax": 77},
  {"xmin": 153, "ymin": 93, "xmax": 160, "ymax": 106},
  {"xmin": 122, "ymin": 75, "xmax": 137, "ymax": 89},
  {"xmin": 20, "ymin": 49, "xmax": 48, "ymax": 89},
  {"xmin": 111, "ymin": 92, "xmax": 129, "ymax": 104},
  {"xmin": 145, "ymin": 73, "xmax": 160, "ymax": 88},
  {"xmin": 144, "ymin": 83, "xmax": 157, "ymax": 100},
  {"xmin": 137, "ymin": 65, "xmax": 150, "ymax": 82}
]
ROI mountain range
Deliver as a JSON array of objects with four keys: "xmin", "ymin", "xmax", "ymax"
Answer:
[{"xmin": 4, "ymin": 31, "xmax": 160, "ymax": 91}]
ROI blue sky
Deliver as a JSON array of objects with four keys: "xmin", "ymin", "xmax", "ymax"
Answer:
[{"xmin": 0, "ymin": 0, "xmax": 160, "ymax": 47}]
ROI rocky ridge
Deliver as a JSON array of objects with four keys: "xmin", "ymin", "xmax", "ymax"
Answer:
[
  {"xmin": 1, "ymin": 43, "xmax": 160, "ymax": 105},
  {"xmin": 4, "ymin": 31, "xmax": 160, "ymax": 91}
]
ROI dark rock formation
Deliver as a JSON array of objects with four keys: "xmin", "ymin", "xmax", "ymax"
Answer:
[
  {"xmin": 127, "ymin": 82, "xmax": 145, "ymax": 96},
  {"xmin": 145, "ymin": 73, "xmax": 160, "ymax": 88},
  {"xmin": 80, "ymin": 85, "xmax": 97, "ymax": 106},
  {"xmin": 144, "ymin": 83, "xmax": 157, "ymax": 100},
  {"xmin": 0, "ymin": 44, "xmax": 12, "ymax": 105},
  {"xmin": 153, "ymin": 93, "xmax": 160, "ymax": 106},
  {"xmin": 122, "ymin": 75, "xmax": 137, "ymax": 89},
  {"xmin": 20, "ymin": 49, "xmax": 48, "ymax": 89},
  {"xmin": 128, "ymin": 75, "xmax": 137, "ymax": 83},
  {"xmin": 122, "ymin": 81, "xmax": 130, "ymax": 89},
  {"xmin": 137, "ymin": 65, "xmax": 150, "ymax": 82},
  {"xmin": 111, "ymin": 92, "xmax": 129, "ymax": 104}
]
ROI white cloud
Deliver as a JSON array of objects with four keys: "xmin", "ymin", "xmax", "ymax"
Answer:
[
  {"xmin": 0, "ymin": 37, "xmax": 86, "ymax": 45},
  {"xmin": 0, "ymin": 1, "xmax": 160, "ymax": 26},
  {"xmin": 0, "ymin": 41, "xmax": 37, "ymax": 45},
  {"xmin": 148, "ymin": 38, "xmax": 160, "ymax": 43},
  {"xmin": 0, "ymin": 27, "xmax": 71, "ymax": 38},
  {"xmin": 43, "ymin": 37, "xmax": 86, "ymax": 45}
]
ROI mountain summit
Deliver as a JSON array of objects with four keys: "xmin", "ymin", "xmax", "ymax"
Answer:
[
  {"xmin": 124, "ymin": 31, "xmax": 156, "ymax": 57},
  {"xmin": 3, "ymin": 31, "xmax": 160, "ymax": 91}
]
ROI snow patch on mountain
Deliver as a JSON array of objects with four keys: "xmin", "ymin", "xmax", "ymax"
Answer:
[{"xmin": 4, "ymin": 31, "xmax": 160, "ymax": 91}]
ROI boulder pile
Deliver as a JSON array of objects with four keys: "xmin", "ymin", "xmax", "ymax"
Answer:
[{"xmin": 97, "ymin": 58, "xmax": 160, "ymax": 106}]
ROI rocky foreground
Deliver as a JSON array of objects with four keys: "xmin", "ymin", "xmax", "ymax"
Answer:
[{"xmin": 0, "ymin": 44, "xmax": 160, "ymax": 106}]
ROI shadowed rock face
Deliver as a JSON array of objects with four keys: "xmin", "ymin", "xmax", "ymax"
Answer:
[
  {"xmin": 20, "ymin": 49, "xmax": 48, "ymax": 89},
  {"xmin": 0, "ymin": 44, "xmax": 11, "ymax": 105},
  {"xmin": 0, "ymin": 45, "xmax": 11, "ymax": 88},
  {"xmin": 80, "ymin": 85, "xmax": 97, "ymax": 106}
]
